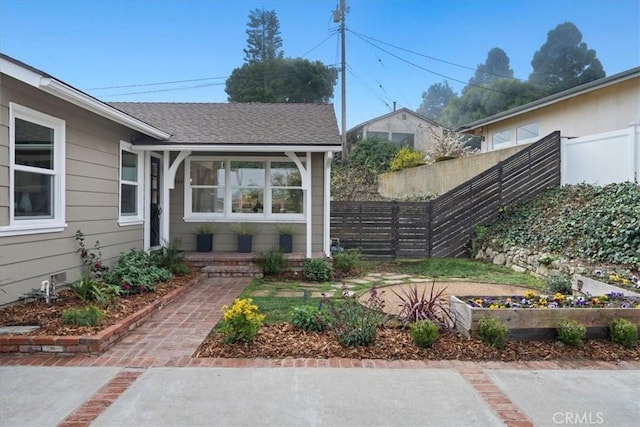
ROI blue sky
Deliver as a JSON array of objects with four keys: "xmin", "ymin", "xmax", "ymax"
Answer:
[{"xmin": 1, "ymin": 0, "xmax": 638, "ymax": 131}]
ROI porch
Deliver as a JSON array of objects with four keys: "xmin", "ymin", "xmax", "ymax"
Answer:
[{"xmin": 184, "ymin": 251, "xmax": 327, "ymax": 278}]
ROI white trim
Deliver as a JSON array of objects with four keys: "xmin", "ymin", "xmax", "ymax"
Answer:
[
  {"xmin": 0, "ymin": 103, "xmax": 66, "ymax": 237},
  {"xmin": 183, "ymin": 156, "xmax": 307, "ymax": 221},
  {"xmin": 131, "ymin": 144, "xmax": 341, "ymax": 153},
  {"xmin": 304, "ymin": 152, "xmax": 312, "ymax": 258},
  {"xmin": 0, "ymin": 57, "xmax": 170, "ymax": 140},
  {"xmin": 118, "ymin": 141, "xmax": 144, "ymax": 225},
  {"xmin": 323, "ymin": 151, "xmax": 332, "ymax": 256}
]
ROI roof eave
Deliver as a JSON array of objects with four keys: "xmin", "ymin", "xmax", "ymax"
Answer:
[
  {"xmin": 1, "ymin": 56, "xmax": 171, "ymax": 140},
  {"xmin": 458, "ymin": 67, "xmax": 640, "ymax": 133},
  {"xmin": 130, "ymin": 143, "xmax": 343, "ymax": 152}
]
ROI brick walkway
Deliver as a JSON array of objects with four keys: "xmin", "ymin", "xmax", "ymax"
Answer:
[{"xmin": 1, "ymin": 277, "xmax": 639, "ymax": 427}]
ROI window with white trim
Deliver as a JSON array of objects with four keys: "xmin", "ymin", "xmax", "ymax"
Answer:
[
  {"xmin": 185, "ymin": 157, "xmax": 305, "ymax": 219},
  {"xmin": 516, "ymin": 122, "xmax": 539, "ymax": 144},
  {"xmin": 491, "ymin": 129, "xmax": 512, "ymax": 149},
  {"xmin": 1, "ymin": 103, "xmax": 66, "ymax": 236},
  {"xmin": 119, "ymin": 141, "xmax": 144, "ymax": 224}
]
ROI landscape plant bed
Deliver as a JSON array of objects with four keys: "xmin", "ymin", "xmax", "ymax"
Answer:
[
  {"xmin": 0, "ymin": 271, "xmax": 204, "ymax": 355},
  {"xmin": 193, "ymin": 323, "xmax": 640, "ymax": 362},
  {"xmin": 450, "ymin": 293, "xmax": 640, "ymax": 340}
]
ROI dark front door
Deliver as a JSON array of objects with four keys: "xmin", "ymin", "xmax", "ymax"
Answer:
[{"xmin": 150, "ymin": 157, "xmax": 161, "ymax": 247}]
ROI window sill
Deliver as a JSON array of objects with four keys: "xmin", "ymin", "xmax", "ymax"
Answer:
[
  {"xmin": 0, "ymin": 223, "xmax": 67, "ymax": 237},
  {"xmin": 118, "ymin": 217, "xmax": 144, "ymax": 226}
]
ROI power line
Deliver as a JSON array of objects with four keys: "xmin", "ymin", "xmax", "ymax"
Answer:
[
  {"xmin": 350, "ymin": 29, "xmax": 522, "ymax": 82},
  {"xmin": 88, "ymin": 76, "xmax": 228, "ymax": 90},
  {"xmin": 350, "ymin": 30, "xmax": 532, "ymax": 99}
]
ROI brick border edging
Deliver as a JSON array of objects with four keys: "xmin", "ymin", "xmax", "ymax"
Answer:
[{"xmin": 0, "ymin": 273, "xmax": 206, "ymax": 355}]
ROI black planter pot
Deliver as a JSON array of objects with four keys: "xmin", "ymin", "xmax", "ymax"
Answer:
[
  {"xmin": 196, "ymin": 234, "xmax": 213, "ymax": 252},
  {"xmin": 279, "ymin": 234, "xmax": 293, "ymax": 253},
  {"xmin": 237, "ymin": 235, "xmax": 252, "ymax": 253}
]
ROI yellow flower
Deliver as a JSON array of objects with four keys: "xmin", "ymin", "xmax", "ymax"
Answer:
[
  {"xmin": 538, "ymin": 297, "xmax": 548, "ymax": 305},
  {"xmin": 554, "ymin": 293, "xmax": 565, "ymax": 301},
  {"xmin": 489, "ymin": 304, "xmax": 499, "ymax": 309},
  {"xmin": 524, "ymin": 291, "xmax": 536, "ymax": 299}
]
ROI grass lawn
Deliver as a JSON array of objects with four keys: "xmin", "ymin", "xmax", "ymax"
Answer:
[{"xmin": 227, "ymin": 258, "xmax": 546, "ymax": 326}]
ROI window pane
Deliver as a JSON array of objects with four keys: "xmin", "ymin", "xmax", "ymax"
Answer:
[
  {"xmin": 232, "ymin": 188, "xmax": 264, "ymax": 213},
  {"xmin": 367, "ymin": 131, "xmax": 388, "ymax": 141},
  {"xmin": 190, "ymin": 160, "xmax": 225, "ymax": 186},
  {"xmin": 271, "ymin": 162, "xmax": 302, "ymax": 186},
  {"xmin": 230, "ymin": 161, "xmax": 264, "ymax": 187},
  {"xmin": 272, "ymin": 189, "xmax": 303, "ymax": 214},
  {"xmin": 391, "ymin": 133, "xmax": 414, "ymax": 148},
  {"xmin": 14, "ymin": 171, "xmax": 53, "ymax": 218},
  {"xmin": 15, "ymin": 118, "xmax": 54, "ymax": 170},
  {"xmin": 121, "ymin": 151, "xmax": 138, "ymax": 182},
  {"xmin": 192, "ymin": 188, "xmax": 224, "ymax": 213},
  {"xmin": 516, "ymin": 123, "xmax": 539, "ymax": 142},
  {"xmin": 121, "ymin": 183, "xmax": 137, "ymax": 215},
  {"xmin": 492, "ymin": 130, "xmax": 511, "ymax": 148}
]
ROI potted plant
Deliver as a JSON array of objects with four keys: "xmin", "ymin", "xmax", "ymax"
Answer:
[
  {"xmin": 195, "ymin": 223, "xmax": 217, "ymax": 252},
  {"xmin": 232, "ymin": 223, "xmax": 257, "ymax": 253},
  {"xmin": 277, "ymin": 224, "xmax": 296, "ymax": 253}
]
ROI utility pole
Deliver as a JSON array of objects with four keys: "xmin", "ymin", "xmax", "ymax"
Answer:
[{"xmin": 333, "ymin": 0, "xmax": 348, "ymax": 155}]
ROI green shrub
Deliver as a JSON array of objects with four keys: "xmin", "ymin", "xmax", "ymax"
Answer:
[
  {"xmin": 410, "ymin": 320, "xmax": 439, "ymax": 348},
  {"xmin": 324, "ymin": 285, "xmax": 386, "ymax": 347},
  {"xmin": 106, "ymin": 249, "xmax": 172, "ymax": 294},
  {"xmin": 259, "ymin": 249, "xmax": 289, "ymax": 276},
  {"xmin": 332, "ymin": 248, "xmax": 361, "ymax": 273},
  {"xmin": 484, "ymin": 183, "xmax": 640, "ymax": 267},
  {"xmin": 478, "ymin": 317, "xmax": 508, "ymax": 349},
  {"xmin": 151, "ymin": 239, "xmax": 191, "ymax": 276},
  {"xmin": 71, "ymin": 273, "xmax": 114, "ymax": 305},
  {"xmin": 389, "ymin": 146, "xmax": 425, "ymax": 171},
  {"xmin": 610, "ymin": 318, "xmax": 638, "ymax": 348},
  {"xmin": 556, "ymin": 319, "xmax": 586, "ymax": 346},
  {"xmin": 303, "ymin": 258, "xmax": 332, "ymax": 282},
  {"xmin": 61, "ymin": 305, "xmax": 103, "ymax": 327},
  {"xmin": 546, "ymin": 274, "xmax": 572, "ymax": 295},
  {"xmin": 219, "ymin": 298, "xmax": 265, "ymax": 344},
  {"xmin": 290, "ymin": 306, "xmax": 329, "ymax": 332}
]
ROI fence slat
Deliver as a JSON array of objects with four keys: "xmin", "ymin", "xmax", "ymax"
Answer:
[{"xmin": 330, "ymin": 131, "xmax": 561, "ymax": 258}]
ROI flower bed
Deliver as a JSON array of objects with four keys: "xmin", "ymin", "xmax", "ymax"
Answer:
[{"xmin": 450, "ymin": 291, "xmax": 640, "ymax": 341}]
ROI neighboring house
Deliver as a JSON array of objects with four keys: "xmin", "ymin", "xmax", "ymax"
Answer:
[
  {"xmin": 458, "ymin": 67, "xmax": 640, "ymax": 152},
  {"xmin": 346, "ymin": 107, "xmax": 446, "ymax": 152},
  {"xmin": 0, "ymin": 54, "xmax": 341, "ymax": 305}
]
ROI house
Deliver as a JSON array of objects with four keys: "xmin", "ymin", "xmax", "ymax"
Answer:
[
  {"xmin": 0, "ymin": 54, "xmax": 341, "ymax": 305},
  {"xmin": 458, "ymin": 67, "xmax": 640, "ymax": 152},
  {"xmin": 346, "ymin": 107, "xmax": 446, "ymax": 152}
]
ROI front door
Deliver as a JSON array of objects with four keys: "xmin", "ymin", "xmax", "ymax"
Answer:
[{"xmin": 150, "ymin": 156, "xmax": 161, "ymax": 247}]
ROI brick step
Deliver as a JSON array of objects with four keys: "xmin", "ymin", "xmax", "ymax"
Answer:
[{"xmin": 204, "ymin": 265, "xmax": 263, "ymax": 278}]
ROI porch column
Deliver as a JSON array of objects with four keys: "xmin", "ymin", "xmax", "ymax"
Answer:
[
  {"xmin": 285, "ymin": 151, "xmax": 312, "ymax": 258},
  {"xmin": 160, "ymin": 150, "xmax": 191, "ymax": 245},
  {"xmin": 323, "ymin": 151, "xmax": 332, "ymax": 256}
]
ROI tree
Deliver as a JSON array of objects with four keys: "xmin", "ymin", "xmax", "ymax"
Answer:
[
  {"xmin": 441, "ymin": 79, "xmax": 544, "ymax": 128},
  {"xmin": 244, "ymin": 9, "xmax": 283, "ymax": 64},
  {"xmin": 225, "ymin": 58, "xmax": 337, "ymax": 103},
  {"xmin": 529, "ymin": 22, "xmax": 605, "ymax": 94},
  {"xmin": 226, "ymin": 9, "xmax": 337, "ymax": 103},
  {"xmin": 417, "ymin": 81, "xmax": 455, "ymax": 122},
  {"xmin": 348, "ymin": 137, "xmax": 400, "ymax": 175},
  {"xmin": 468, "ymin": 48, "xmax": 513, "ymax": 88}
]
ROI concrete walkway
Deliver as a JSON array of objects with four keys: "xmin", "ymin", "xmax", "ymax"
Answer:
[{"xmin": 1, "ymin": 277, "xmax": 639, "ymax": 427}]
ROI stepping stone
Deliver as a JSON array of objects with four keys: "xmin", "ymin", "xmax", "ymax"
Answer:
[
  {"xmin": 344, "ymin": 279, "xmax": 370, "ymax": 285},
  {"xmin": 311, "ymin": 291, "xmax": 331, "ymax": 298},
  {"xmin": 382, "ymin": 274, "xmax": 411, "ymax": 280},
  {"xmin": 249, "ymin": 290, "xmax": 270, "ymax": 296},
  {"xmin": 381, "ymin": 279, "xmax": 405, "ymax": 285},
  {"xmin": 275, "ymin": 291, "xmax": 303, "ymax": 297},
  {"xmin": 409, "ymin": 278, "xmax": 430, "ymax": 283},
  {"xmin": 365, "ymin": 273, "xmax": 383, "ymax": 278},
  {"xmin": 0, "ymin": 326, "xmax": 40, "ymax": 334}
]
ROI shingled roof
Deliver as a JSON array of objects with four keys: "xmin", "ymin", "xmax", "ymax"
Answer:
[{"xmin": 110, "ymin": 102, "xmax": 341, "ymax": 147}]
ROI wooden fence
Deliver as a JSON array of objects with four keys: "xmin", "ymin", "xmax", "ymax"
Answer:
[{"xmin": 330, "ymin": 131, "xmax": 561, "ymax": 258}]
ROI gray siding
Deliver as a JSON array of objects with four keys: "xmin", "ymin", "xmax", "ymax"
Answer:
[{"xmin": 0, "ymin": 75, "xmax": 146, "ymax": 304}]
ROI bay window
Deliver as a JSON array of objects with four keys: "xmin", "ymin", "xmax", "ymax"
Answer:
[{"xmin": 185, "ymin": 157, "xmax": 305, "ymax": 219}]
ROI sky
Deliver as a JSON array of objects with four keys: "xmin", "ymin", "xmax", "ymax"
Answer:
[{"xmin": 1, "ymin": 0, "xmax": 638, "ymax": 132}]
